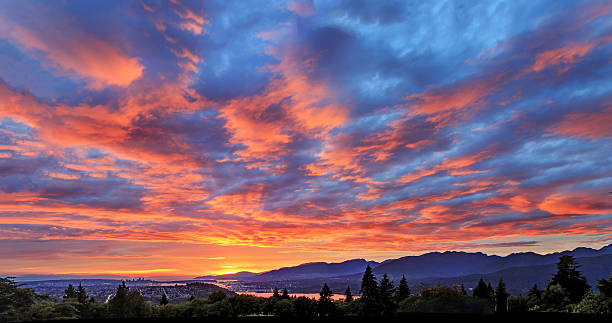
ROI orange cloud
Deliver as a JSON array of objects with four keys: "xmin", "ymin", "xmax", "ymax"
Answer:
[
  {"xmin": 0, "ymin": 13, "xmax": 143, "ymax": 89},
  {"xmin": 539, "ymin": 193, "xmax": 612, "ymax": 215},
  {"xmin": 552, "ymin": 106, "xmax": 612, "ymax": 139}
]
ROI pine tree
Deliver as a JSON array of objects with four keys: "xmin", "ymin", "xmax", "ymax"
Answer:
[
  {"xmin": 64, "ymin": 284, "xmax": 77, "ymax": 299},
  {"xmin": 460, "ymin": 283, "xmax": 467, "ymax": 296},
  {"xmin": 527, "ymin": 284, "xmax": 541, "ymax": 308},
  {"xmin": 395, "ymin": 275, "xmax": 411, "ymax": 301},
  {"xmin": 548, "ymin": 255, "xmax": 590, "ymax": 303},
  {"xmin": 495, "ymin": 277, "xmax": 509, "ymax": 313},
  {"xmin": 109, "ymin": 281, "xmax": 130, "ymax": 318},
  {"xmin": 487, "ymin": 282, "xmax": 495, "ymax": 303},
  {"xmin": 472, "ymin": 278, "xmax": 489, "ymax": 299},
  {"xmin": 318, "ymin": 283, "xmax": 334, "ymax": 316},
  {"xmin": 344, "ymin": 285, "xmax": 353, "ymax": 302},
  {"xmin": 281, "ymin": 288, "xmax": 289, "ymax": 299},
  {"xmin": 272, "ymin": 287, "xmax": 280, "ymax": 299},
  {"xmin": 160, "ymin": 293, "xmax": 168, "ymax": 305},
  {"xmin": 359, "ymin": 265, "xmax": 380, "ymax": 316},
  {"xmin": 76, "ymin": 283, "xmax": 87, "ymax": 303},
  {"xmin": 379, "ymin": 274, "xmax": 396, "ymax": 316}
]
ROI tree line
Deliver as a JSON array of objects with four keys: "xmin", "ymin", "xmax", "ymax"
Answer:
[{"xmin": 1, "ymin": 255, "xmax": 611, "ymax": 321}]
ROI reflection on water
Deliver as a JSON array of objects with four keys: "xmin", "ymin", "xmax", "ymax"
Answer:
[{"xmin": 237, "ymin": 292, "xmax": 358, "ymax": 301}]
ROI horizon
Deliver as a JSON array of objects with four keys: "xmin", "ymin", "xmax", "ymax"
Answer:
[
  {"xmin": 1, "ymin": 1, "xmax": 612, "ymax": 279},
  {"xmin": 9, "ymin": 242, "xmax": 611, "ymax": 280}
]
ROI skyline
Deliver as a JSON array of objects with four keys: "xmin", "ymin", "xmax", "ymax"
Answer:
[{"xmin": 1, "ymin": 0, "xmax": 611, "ymax": 277}]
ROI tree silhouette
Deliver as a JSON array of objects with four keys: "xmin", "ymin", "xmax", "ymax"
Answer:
[
  {"xmin": 359, "ymin": 264, "xmax": 380, "ymax": 315},
  {"xmin": 459, "ymin": 283, "xmax": 467, "ymax": 296},
  {"xmin": 76, "ymin": 283, "xmax": 87, "ymax": 303},
  {"xmin": 64, "ymin": 284, "xmax": 77, "ymax": 299},
  {"xmin": 548, "ymin": 255, "xmax": 590, "ymax": 303},
  {"xmin": 526, "ymin": 284, "xmax": 541, "ymax": 308},
  {"xmin": 472, "ymin": 278, "xmax": 489, "ymax": 299},
  {"xmin": 379, "ymin": 274, "xmax": 395, "ymax": 316},
  {"xmin": 160, "ymin": 293, "xmax": 168, "ymax": 305},
  {"xmin": 318, "ymin": 283, "xmax": 334, "ymax": 316},
  {"xmin": 487, "ymin": 282, "xmax": 495, "ymax": 303},
  {"xmin": 495, "ymin": 277, "xmax": 509, "ymax": 313},
  {"xmin": 272, "ymin": 287, "xmax": 280, "ymax": 299},
  {"xmin": 395, "ymin": 275, "xmax": 410, "ymax": 301},
  {"xmin": 281, "ymin": 288, "xmax": 289, "ymax": 299},
  {"xmin": 344, "ymin": 285, "xmax": 353, "ymax": 302}
]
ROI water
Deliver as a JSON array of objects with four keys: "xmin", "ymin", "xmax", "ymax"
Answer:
[{"xmin": 237, "ymin": 292, "xmax": 358, "ymax": 301}]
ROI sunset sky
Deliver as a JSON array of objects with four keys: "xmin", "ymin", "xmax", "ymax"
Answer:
[{"xmin": 0, "ymin": 0, "xmax": 611, "ymax": 278}]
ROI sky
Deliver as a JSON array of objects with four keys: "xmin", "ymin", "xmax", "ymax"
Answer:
[{"xmin": 0, "ymin": 0, "xmax": 611, "ymax": 278}]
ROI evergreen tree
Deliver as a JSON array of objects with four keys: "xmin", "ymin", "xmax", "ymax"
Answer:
[
  {"xmin": 318, "ymin": 283, "xmax": 334, "ymax": 316},
  {"xmin": 379, "ymin": 274, "xmax": 396, "ymax": 316},
  {"xmin": 64, "ymin": 284, "xmax": 77, "ymax": 299},
  {"xmin": 596, "ymin": 274, "xmax": 612, "ymax": 297},
  {"xmin": 344, "ymin": 285, "xmax": 353, "ymax": 302},
  {"xmin": 109, "ymin": 281, "xmax": 130, "ymax": 318},
  {"xmin": 281, "ymin": 288, "xmax": 289, "ymax": 299},
  {"xmin": 459, "ymin": 283, "xmax": 467, "ymax": 296},
  {"xmin": 526, "ymin": 284, "xmax": 541, "ymax": 308},
  {"xmin": 160, "ymin": 293, "xmax": 168, "ymax": 305},
  {"xmin": 495, "ymin": 277, "xmax": 509, "ymax": 313},
  {"xmin": 548, "ymin": 255, "xmax": 590, "ymax": 303},
  {"xmin": 472, "ymin": 278, "xmax": 489, "ymax": 299},
  {"xmin": 395, "ymin": 275, "xmax": 411, "ymax": 301},
  {"xmin": 76, "ymin": 283, "xmax": 87, "ymax": 303},
  {"xmin": 487, "ymin": 282, "xmax": 495, "ymax": 303},
  {"xmin": 359, "ymin": 265, "xmax": 380, "ymax": 316},
  {"xmin": 272, "ymin": 287, "xmax": 280, "ymax": 299}
]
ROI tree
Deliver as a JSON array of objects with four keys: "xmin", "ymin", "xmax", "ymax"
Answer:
[
  {"xmin": 344, "ymin": 286, "xmax": 353, "ymax": 302},
  {"xmin": 379, "ymin": 274, "xmax": 396, "ymax": 316},
  {"xmin": 160, "ymin": 293, "xmax": 168, "ymax": 306},
  {"xmin": 294, "ymin": 296, "xmax": 317, "ymax": 317},
  {"xmin": 459, "ymin": 283, "xmax": 467, "ymax": 296},
  {"xmin": 574, "ymin": 291, "xmax": 608, "ymax": 314},
  {"xmin": 108, "ymin": 281, "xmax": 152, "ymax": 318},
  {"xmin": 487, "ymin": 282, "xmax": 495, "ymax": 303},
  {"xmin": 76, "ymin": 283, "xmax": 87, "ymax": 304},
  {"xmin": 64, "ymin": 284, "xmax": 77, "ymax": 299},
  {"xmin": 272, "ymin": 287, "xmax": 280, "ymax": 299},
  {"xmin": 596, "ymin": 274, "xmax": 612, "ymax": 297},
  {"xmin": 526, "ymin": 284, "xmax": 541, "ymax": 309},
  {"xmin": 548, "ymin": 255, "xmax": 590, "ymax": 303},
  {"xmin": 472, "ymin": 278, "xmax": 489, "ymax": 299},
  {"xmin": 541, "ymin": 283, "xmax": 571, "ymax": 312},
  {"xmin": 359, "ymin": 264, "xmax": 380, "ymax": 315},
  {"xmin": 208, "ymin": 290, "xmax": 227, "ymax": 303},
  {"xmin": 396, "ymin": 275, "xmax": 411, "ymax": 301},
  {"xmin": 281, "ymin": 288, "xmax": 289, "ymax": 299},
  {"xmin": 318, "ymin": 283, "xmax": 334, "ymax": 316},
  {"xmin": 495, "ymin": 277, "xmax": 509, "ymax": 313}
]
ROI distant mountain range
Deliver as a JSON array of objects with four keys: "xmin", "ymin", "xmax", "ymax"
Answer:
[{"xmin": 194, "ymin": 244, "xmax": 612, "ymax": 295}]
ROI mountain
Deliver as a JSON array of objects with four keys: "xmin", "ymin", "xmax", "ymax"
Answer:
[
  {"xmin": 219, "ymin": 243, "xmax": 612, "ymax": 288},
  {"xmin": 411, "ymin": 254, "xmax": 612, "ymax": 296},
  {"xmin": 370, "ymin": 244, "xmax": 612, "ymax": 281},
  {"xmin": 251, "ymin": 259, "xmax": 380, "ymax": 281},
  {"xmin": 194, "ymin": 271, "xmax": 258, "ymax": 280}
]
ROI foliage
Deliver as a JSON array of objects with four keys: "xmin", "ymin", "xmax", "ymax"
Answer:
[
  {"xmin": 541, "ymin": 283, "xmax": 571, "ymax": 312},
  {"xmin": 396, "ymin": 275, "xmax": 410, "ymax": 301},
  {"xmin": 318, "ymin": 283, "xmax": 335, "ymax": 316},
  {"xmin": 108, "ymin": 281, "xmax": 152, "ymax": 318},
  {"xmin": 398, "ymin": 284, "xmax": 492, "ymax": 314},
  {"xmin": 359, "ymin": 265, "xmax": 380, "ymax": 316},
  {"xmin": 344, "ymin": 285, "xmax": 353, "ymax": 302},
  {"xmin": 495, "ymin": 277, "xmax": 509, "ymax": 313},
  {"xmin": 548, "ymin": 255, "xmax": 590, "ymax": 303},
  {"xmin": 379, "ymin": 273, "xmax": 396, "ymax": 316},
  {"xmin": 160, "ymin": 293, "xmax": 168, "ymax": 305},
  {"xmin": 75, "ymin": 283, "xmax": 87, "ymax": 304},
  {"xmin": 574, "ymin": 291, "xmax": 608, "ymax": 314},
  {"xmin": 508, "ymin": 294, "xmax": 528, "ymax": 312}
]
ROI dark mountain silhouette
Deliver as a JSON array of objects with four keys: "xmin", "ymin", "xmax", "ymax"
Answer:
[
  {"xmin": 410, "ymin": 254, "xmax": 612, "ymax": 296},
  {"xmin": 251, "ymin": 259, "xmax": 380, "ymax": 281},
  {"xmin": 209, "ymin": 243, "xmax": 612, "ymax": 287},
  {"xmin": 194, "ymin": 271, "xmax": 258, "ymax": 280}
]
